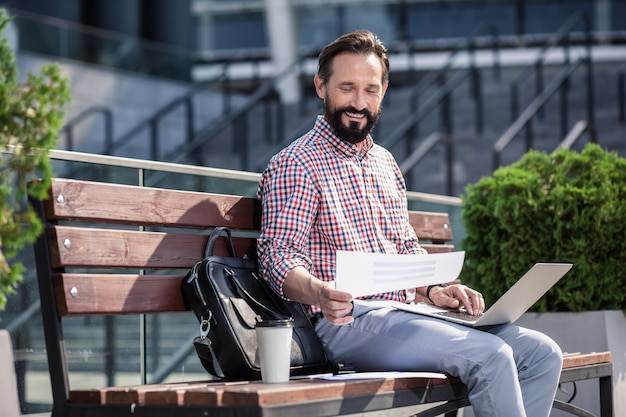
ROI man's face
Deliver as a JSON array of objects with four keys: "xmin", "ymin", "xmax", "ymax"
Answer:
[{"xmin": 314, "ymin": 52, "xmax": 387, "ymax": 144}]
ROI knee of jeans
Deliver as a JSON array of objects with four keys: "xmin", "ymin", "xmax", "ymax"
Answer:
[
  {"xmin": 543, "ymin": 338, "xmax": 564, "ymax": 373},
  {"xmin": 470, "ymin": 341, "xmax": 516, "ymax": 373},
  {"xmin": 535, "ymin": 333, "xmax": 563, "ymax": 365},
  {"xmin": 458, "ymin": 342, "xmax": 516, "ymax": 386}
]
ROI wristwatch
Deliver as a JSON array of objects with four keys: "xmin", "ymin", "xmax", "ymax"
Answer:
[{"xmin": 426, "ymin": 283, "xmax": 449, "ymax": 303}]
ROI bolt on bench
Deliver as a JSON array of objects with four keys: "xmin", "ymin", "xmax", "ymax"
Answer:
[{"xmin": 31, "ymin": 178, "xmax": 613, "ymax": 417}]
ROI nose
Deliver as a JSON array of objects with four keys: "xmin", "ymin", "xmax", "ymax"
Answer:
[{"xmin": 351, "ymin": 89, "xmax": 367, "ymax": 111}]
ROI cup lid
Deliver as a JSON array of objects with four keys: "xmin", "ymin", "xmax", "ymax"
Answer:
[{"xmin": 255, "ymin": 318, "xmax": 294, "ymax": 328}]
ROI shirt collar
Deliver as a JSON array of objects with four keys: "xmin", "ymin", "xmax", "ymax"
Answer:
[{"xmin": 314, "ymin": 115, "xmax": 374, "ymax": 159}]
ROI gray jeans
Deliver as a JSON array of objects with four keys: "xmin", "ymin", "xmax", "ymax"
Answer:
[{"xmin": 314, "ymin": 300, "xmax": 563, "ymax": 417}]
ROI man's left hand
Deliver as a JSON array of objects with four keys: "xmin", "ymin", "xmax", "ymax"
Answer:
[{"xmin": 428, "ymin": 284, "xmax": 485, "ymax": 316}]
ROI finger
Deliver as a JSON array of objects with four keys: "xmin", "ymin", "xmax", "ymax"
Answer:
[
  {"xmin": 319, "ymin": 286, "xmax": 354, "ymax": 324},
  {"xmin": 445, "ymin": 286, "xmax": 474, "ymax": 314},
  {"xmin": 472, "ymin": 291, "xmax": 485, "ymax": 314},
  {"xmin": 460, "ymin": 288, "xmax": 484, "ymax": 315},
  {"xmin": 323, "ymin": 284, "xmax": 353, "ymax": 303},
  {"xmin": 455, "ymin": 289, "xmax": 475, "ymax": 315},
  {"xmin": 434, "ymin": 288, "xmax": 460, "ymax": 309}
]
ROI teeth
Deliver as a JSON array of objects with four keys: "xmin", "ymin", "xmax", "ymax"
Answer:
[{"xmin": 346, "ymin": 111, "xmax": 364, "ymax": 118}]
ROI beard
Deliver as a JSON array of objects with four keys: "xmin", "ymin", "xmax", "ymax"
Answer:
[{"xmin": 323, "ymin": 99, "xmax": 381, "ymax": 145}]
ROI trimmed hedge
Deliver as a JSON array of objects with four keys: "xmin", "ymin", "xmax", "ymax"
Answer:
[{"xmin": 460, "ymin": 143, "xmax": 626, "ymax": 312}]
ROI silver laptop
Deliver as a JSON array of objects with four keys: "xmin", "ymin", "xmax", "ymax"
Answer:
[{"xmin": 393, "ymin": 263, "xmax": 573, "ymax": 327}]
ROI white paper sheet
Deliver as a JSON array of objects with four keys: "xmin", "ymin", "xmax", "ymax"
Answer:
[
  {"xmin": 315, "ymin": 371, "xmax": 448, "ymax": 381},
  {"xmin": 335, "ymin": 250, "xmax": 465, "ymax": 298}
]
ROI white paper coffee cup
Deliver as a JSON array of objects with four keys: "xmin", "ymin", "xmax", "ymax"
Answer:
[{"xmin": 255, "ymin": 318, "xmax": 294, "ymax": 383}]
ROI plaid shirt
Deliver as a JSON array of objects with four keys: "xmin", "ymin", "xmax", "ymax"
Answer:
[{"xmin": 257, "ymin": 116, "xmax": 426, "ymax": 314}]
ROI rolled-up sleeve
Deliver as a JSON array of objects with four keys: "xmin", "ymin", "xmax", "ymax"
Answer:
[{"xmin": 257, "ymin": 154, "xmax": 318, "ymax": 298}]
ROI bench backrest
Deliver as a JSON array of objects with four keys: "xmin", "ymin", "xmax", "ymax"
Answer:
[
  {"xmin": 34, "ymin": 178, "xmax": 454, "ymax": 316},
  {"xmin": 31, "ymin": 178, "xmax": 454, "ymax": 406}
]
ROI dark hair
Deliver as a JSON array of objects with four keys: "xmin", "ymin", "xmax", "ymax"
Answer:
[{"xmin": 317, "ymin": 30, "xmax": 390, "ymax": 85}]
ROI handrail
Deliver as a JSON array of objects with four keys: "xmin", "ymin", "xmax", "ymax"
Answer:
[
  {"xmin": 105, "ymin": 77, "xmax": 221, "ymax": 160},
  {"xmin": 62, "ymin": 106, "xmax": 113, "ymax": 151},
  {"xmin": 493, "ymin": 58, "xmax": 588, "ymax": 168},
  {"xmin": 380, "ymin": 68, "xmax": 470, "ymax": 151},
  {"xmin": 399, "ymin": 132, "xmax": 454, "ymax": 196},
  {"xmin": 408, "ymin": 23, "xmax": 500, "ymax": 138},
  {"xmin": 148, "ymin": 332, "xmax": 197, "ymax": 384},
  {"xmin": 618, "ymin": 62, "xmax": 626, "ymax": 124},
  {"xmin": 164, "ymin": 54, "xmax": 311, "ymax": 167},
  {"xmin": 510, "ymin": 12, "xmax": 592, "ymax": 122},
  {"xmin": 409, "ymin": 22, "xmax": 500, "ymax": 109},
  {"xmin": 553, "ymin": 119, "xmax": 596, "ymax": 152},
  {"xmin": 110, "ymin": 92, "xmax": 193, "ymax": 156},
  {"xmin": 3, "ymin": 299, "xmax": 40, "ymax": 334},
  {"xmin": 44, "ymin": 147, "xmax": 262, "ymax": 182},
  {"xmin": 383, "ymin": 24, "xmax": 501, "ymax": 192},
  {"xmin": 253, "ymin": 112, "xmax": 319, "ymax": 173},
  {"xmin": 399, "ymin": 133, "xmax": 444, "ymax": 175}
]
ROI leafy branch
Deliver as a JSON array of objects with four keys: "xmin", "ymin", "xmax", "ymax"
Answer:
[{"xmin": 0, "ymin": 10, "xmax": 71, "ymax": 311}]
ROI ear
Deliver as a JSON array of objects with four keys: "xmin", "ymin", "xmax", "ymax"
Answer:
[{"xmin": 313, "ymin": 74, "xmax": 325, "ymax": 99}]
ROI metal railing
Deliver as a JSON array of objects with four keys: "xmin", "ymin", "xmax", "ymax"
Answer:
[
  {"xmin": 618, "ymin": 62, "xmax": 626, "ymax": 124},
  {"xmin": 62, "ymin": 106, "xmax": 113, "ymax": 152},
  {"xmin": 379, "ymin": 69, "xmax": 471, "ymax": 197},
  {"xmin": 379, "ymin": 23, "xmax": 502, "ymax": 197},
  {"xmin": 59, "ymin": 64, "xmax": 269, "ymax": 163},
  {"xmin": 164, "ymin": 57, "xmax": 312, "ymax": 169},
  {"xmin": 407, "ymin": 23, "xmax": 501, "ymax": 139},
  {"xmin": 553, "ymin": 119, "xmax": 596, "ymax": 152},
  {"xmin": 493, "ymin": 57, "xmax": 595, "ymax": 168},
  {"xmin": 510, "ymin": 12, "xmax": 593, "ymax": 123},
  {"xmin": 399, "ymin": 132, "xmax": 453, "ymax": 196}
]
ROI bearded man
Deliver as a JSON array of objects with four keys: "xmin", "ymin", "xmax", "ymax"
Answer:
[{"xmin": 256, "ymin": 30, "xmax": 563, "ymax": 417}]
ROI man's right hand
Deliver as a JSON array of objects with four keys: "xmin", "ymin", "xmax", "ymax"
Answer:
[
  {"xmin": 283, "ymin": 266, "xmax": 354, "ymax": 325},
  {"xmin": 318, "ymin": 284, "xmax": 354, "ymax": 325}
]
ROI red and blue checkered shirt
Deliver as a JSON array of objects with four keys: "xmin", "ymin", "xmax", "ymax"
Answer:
[{"xmin": 257, "ymin": 116, "xmax": 426, "ymax": 314}]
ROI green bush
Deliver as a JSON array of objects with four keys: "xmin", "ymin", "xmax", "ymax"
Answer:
[
  {"xmin": 0, "ymin": 11, "xmax": 71, "ymax": 311},
  {"xmin": 460, "ymin": 143, "xmax": 626, "ymax": 312}
]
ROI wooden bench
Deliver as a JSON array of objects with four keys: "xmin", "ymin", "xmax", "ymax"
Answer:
[{"xmin": 30, "ymin": 178, "xmax": 614, "ymax": 417}]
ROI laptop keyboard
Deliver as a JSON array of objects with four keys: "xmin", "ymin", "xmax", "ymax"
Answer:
[{"xmin": 435, "ymin": 310, "xmax": 483, "ymax": 321}]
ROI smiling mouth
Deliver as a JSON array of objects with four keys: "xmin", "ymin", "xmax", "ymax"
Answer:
[{"xmin": 345, "ymin": 111, "xmax": 365, "ymax": 119}]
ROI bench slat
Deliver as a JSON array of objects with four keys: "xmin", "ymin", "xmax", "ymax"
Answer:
[
  {"xmin": 562, "ymin": 352, "xmax": 612, "ymax": 369},
  {"xmin": 48, "ymin": 178, "xmax": 261, "ymax": 230},
  {"xmin": 47, "ymin": 224, "xmax": 450, "ymax": 270},
  {"xmin": 54, "ymin": 274, "xmax": 188, "ymax": 316},
  {"xmin": 47, "ymin": 226, "xmax": 257, "ymax": 269},
  {"xmin": 408, "ymin": 211, "xmax": 453, "ymax": 244},
  {"xmin": 420, "ymin": 244, "xmax": 455, "ymax": 253},
  {"xmin": 71, "ymin": 376, "xmax": 458, "ymax": 407},
  {"xmin": 217, "ymin": 377, "xmax": 455, "ymax": 406},
  {"xmin": 105, "ymin": 382, "xmax": 217, "ymax": 405},
  {"xmin": 47, "ymin": 179, "xmax": 453, "ymax": 245}
]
